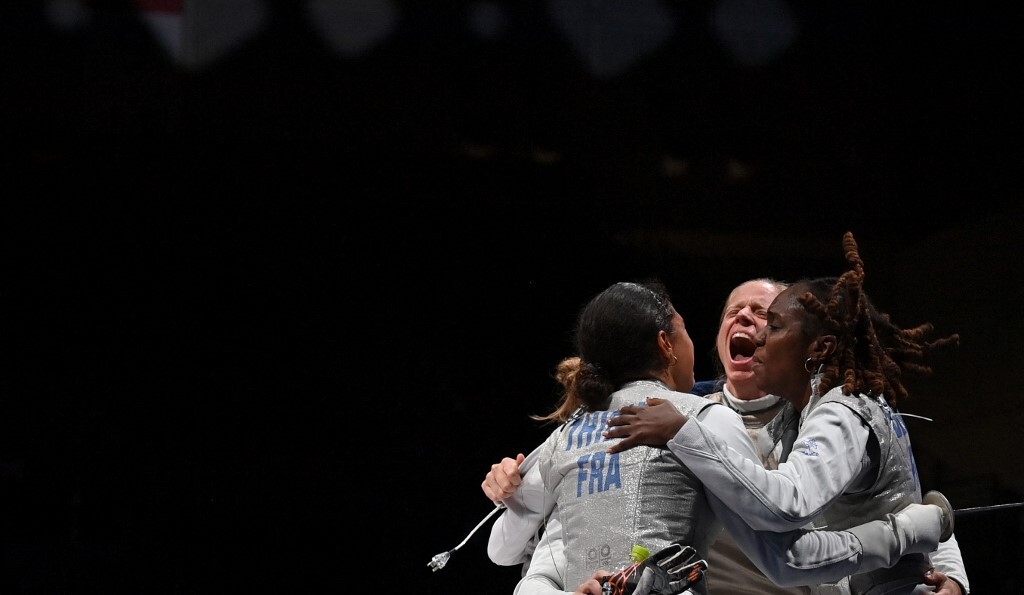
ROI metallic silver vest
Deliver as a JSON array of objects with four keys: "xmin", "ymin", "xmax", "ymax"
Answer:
[
  {"xmin": 768, "ymin": 389, "xmax": 929, "ymax": 595},
  {"xmin": 540, "ymin": 381, "xmax": 720, "ymax": 594}
]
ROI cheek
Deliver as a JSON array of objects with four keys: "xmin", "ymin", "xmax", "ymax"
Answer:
[
  {"xmin": 716, "ymin": 329, "xmax": 730, "ymax": 350},
  {"xmin": 767, "ymin": 338, "xmax": 801, "ymax": 368},
  {"xmin": 761, "ymin": 338, "xmax": 786, "ymax": 364}
]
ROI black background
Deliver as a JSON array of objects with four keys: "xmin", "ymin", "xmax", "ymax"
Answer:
[{"xmin": 3, "ymin": 2, "xmax": 1023, "ymax": 593}]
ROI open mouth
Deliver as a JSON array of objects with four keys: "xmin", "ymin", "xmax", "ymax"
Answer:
[{"xmin": 729, "ymin": 332, "xmax": 757, "ymax": 364}]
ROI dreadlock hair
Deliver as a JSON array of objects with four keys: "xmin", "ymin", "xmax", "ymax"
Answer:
[
  {"xmin": 794, "ymin": 231, "xmax": 959, "ymax": 404},
  {"xmin": 532, "ymin": 280, "xmax": 678, "ymax": 423}
]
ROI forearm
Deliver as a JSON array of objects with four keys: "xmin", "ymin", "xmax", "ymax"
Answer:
[
  {"xmin": 669, "ymin": 418, "xmax": 811, "ymax": 531},
  {"xmin": 708, "ymin": 492, "xmax": 864, "ymax": 587},
  {"xmin": 514, "ymin": 575, "xmax": 573, "ymax": 595},
  {"xmin": 670, "ymin": 405, "xmax": 869, "ymax": 531},
  {"xmin": 514, "ymin": 517, "xmax": 572, "ymax": 595},
  {"xmin": 489, "ymin": 438, "xmax": 558, "ymax": 565},
  {"xmin": 488, "ymin": 461, "xmax": 550, "ymax": 565}
]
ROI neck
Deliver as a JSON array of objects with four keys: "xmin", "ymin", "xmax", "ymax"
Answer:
[
  {"xmin": 624, "ymin": 377, "xmax": 671, "ymax": 391},
  {"xmin": 791, "ymin": 387, "xmax": 812, "ymax": 412},
  {"xmin": 648, "ymin": 370, "xmax": 675, "ymax": 391},
  {"xmin": 724, "ymin": 378, "xmax": 767, "ymax": 401},
  {"xmin": 722, "ymin": 385, "xmax": 783, "ymax": 413}
]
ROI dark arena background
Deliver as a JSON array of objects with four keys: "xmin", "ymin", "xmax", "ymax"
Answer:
[{"xmin": 4, "ymin": 1, "xmax": 1023, "ymax": 593}]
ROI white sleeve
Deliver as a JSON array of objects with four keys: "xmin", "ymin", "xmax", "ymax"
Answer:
[
  {"xmin": 669, "ymin": 401, "xmax": 872, "ymax": 532},
  {"xmin": 690, "ymin": 402, "xmax": 761, "ymax": 463},
  {"xmin": 488, "ymin": 440, "xmax": 558, "ymax": 566},
  {"xmin": 513, "ymin": 514, "xmax": 573, "ymax": 595},
  {"xmin": 695, "ymin": 406, "xmax": 873, "ymax": 588},
  {"xmin": 692, "ymin": 401, "xmax": 868, "ymax": 581},
  {"xmin": 706, "ymin": 491, "xmax": 875, "ymax": 587}
]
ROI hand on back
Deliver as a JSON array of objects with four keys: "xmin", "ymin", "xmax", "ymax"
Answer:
[{"xmin": 605, "ymin": 398, "xmax": 689, "ymax": 454}]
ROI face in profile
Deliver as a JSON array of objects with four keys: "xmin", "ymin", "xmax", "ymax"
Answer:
[
  {"xmin": 752, "ymin": 284, "xmax": 814, "ymax": 402},
  {"xmin": 668, "ymin": 309, "xmax": 695, "ymax": 392}
]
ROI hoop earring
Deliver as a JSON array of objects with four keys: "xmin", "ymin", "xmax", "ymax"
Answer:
[
  {"xmin": 804, "ymin": 357, "xmax": 817, "ymax": 373},
  {"xmin": 810, "ymin": 366, "xmax": 823, "ymax": 400},
  {"xmin": 669, "ymin": 354, "xmax": 678, "ymax": 367}
]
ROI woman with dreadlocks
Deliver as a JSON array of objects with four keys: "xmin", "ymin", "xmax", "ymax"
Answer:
[
  {"xmin": 471, "ymin": 275, "xmax": 955, "ymax": 595},
  {"xmin": 604, "ymin": 232, "xmax": 968, "ymax": 594}
]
